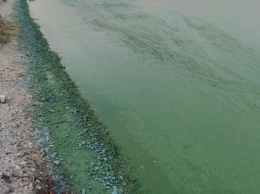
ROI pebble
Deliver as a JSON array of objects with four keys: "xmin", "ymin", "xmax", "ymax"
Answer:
[
  {"xmin": 0, "ymin": 95, "xmax": 6, "ymax": 103},
  {"xmin": 1, "ymin": 170, "xmax": 11, "ymax": 180},
  {"xmin": 112, "ymin": 186, "xmax": 118, "ymax": 194},
  {"xmin": 53, "ymin": 160, "xmax": 60, "ymax": 165}
]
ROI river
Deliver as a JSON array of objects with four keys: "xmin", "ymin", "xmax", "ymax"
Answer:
[{"xmin": 29, "ymin": 0, "xmax": 260, "ymax": 193}]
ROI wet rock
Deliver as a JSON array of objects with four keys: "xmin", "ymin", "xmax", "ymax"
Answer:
[
  {"xmin": 53, "ymin": 160, "xmax": 60, "ymax": 165},
  {"xmin": 38, "ymin": 98, "xmax": 46, "ymax": 102},
  {"xmin": 112, "ymin": 186, "xmax": 118, "ymax": 194},
  {"xmin": 0, "ymin": 95, "xmax": 6, "ymax": 103}
]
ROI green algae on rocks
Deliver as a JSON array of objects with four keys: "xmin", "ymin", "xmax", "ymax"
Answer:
[{"xmin": 15, "ymin": 0, "xmax": 141, "ymax": 193}]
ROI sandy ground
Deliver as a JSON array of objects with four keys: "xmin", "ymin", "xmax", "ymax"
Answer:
[{"xmin": 0, "ymin": 0, "xmax": 44, "ymax": 193}]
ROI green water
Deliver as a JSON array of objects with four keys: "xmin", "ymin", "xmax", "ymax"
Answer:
[{"xmin": 29, "ymin": 0, "xmax": 260, "ymax": 193}]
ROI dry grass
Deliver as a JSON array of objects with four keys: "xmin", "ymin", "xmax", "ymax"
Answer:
[{"xmin": 0, "ymin": 15, "xmax": 14, "ymax": 44}]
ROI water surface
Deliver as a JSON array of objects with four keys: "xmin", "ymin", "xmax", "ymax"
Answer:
[{"xmin": 29, "ymin": 0, "xmax": 260, "ymax": 193}]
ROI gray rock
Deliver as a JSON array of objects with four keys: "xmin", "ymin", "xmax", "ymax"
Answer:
[
  {"xmin": 53, "ymin": 160, "xmax": 60, "ymax": 165},
  {"xmin": 0, "ymin": 95, "xmax": 6, "ymax": 103},
  {"xmin": 112, "ymin": 186, "xmax": 118, "ymax": 194}
]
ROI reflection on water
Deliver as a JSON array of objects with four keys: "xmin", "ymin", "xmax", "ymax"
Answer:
[{"xmin": 29, "ymin": 0, "xmax": 260, "ymax": 193}]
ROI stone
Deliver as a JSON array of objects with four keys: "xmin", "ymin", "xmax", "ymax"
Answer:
[
  {"xmin": 1, "ymin": 171, "xmax": 11, "ymax": 180},
  {"xmin": 0, "ymin": 95, "xmax": 6, "ymax": 103},
  {"xmin": 53, "ymin": 160, "xmax": 60, "ymax": 165},
  {"xmin": 112, "ymin": 186, "xmax": 118, "ymax": 194},
  {"xmin": 39, "ymin": 98, "xmax": 46, "ymax": 102},
  {"xmin": 9, "ymin": 187, "xmax": 15, "ymax": 193}
]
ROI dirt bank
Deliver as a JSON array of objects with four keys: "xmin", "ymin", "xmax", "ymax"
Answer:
[{"xmin": 0, "ymin": 0, "xmax": 46, "ymax": 193}]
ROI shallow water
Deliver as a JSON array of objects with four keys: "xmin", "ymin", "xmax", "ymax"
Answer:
[{"xmin": 29, "ymin": 0, "xmax": 260, "ymax": 193}]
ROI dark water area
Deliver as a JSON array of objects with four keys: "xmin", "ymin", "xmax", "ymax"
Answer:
[{"xmin": 29, "ymin": 0, "xmax": 260, "ymax": 193}]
